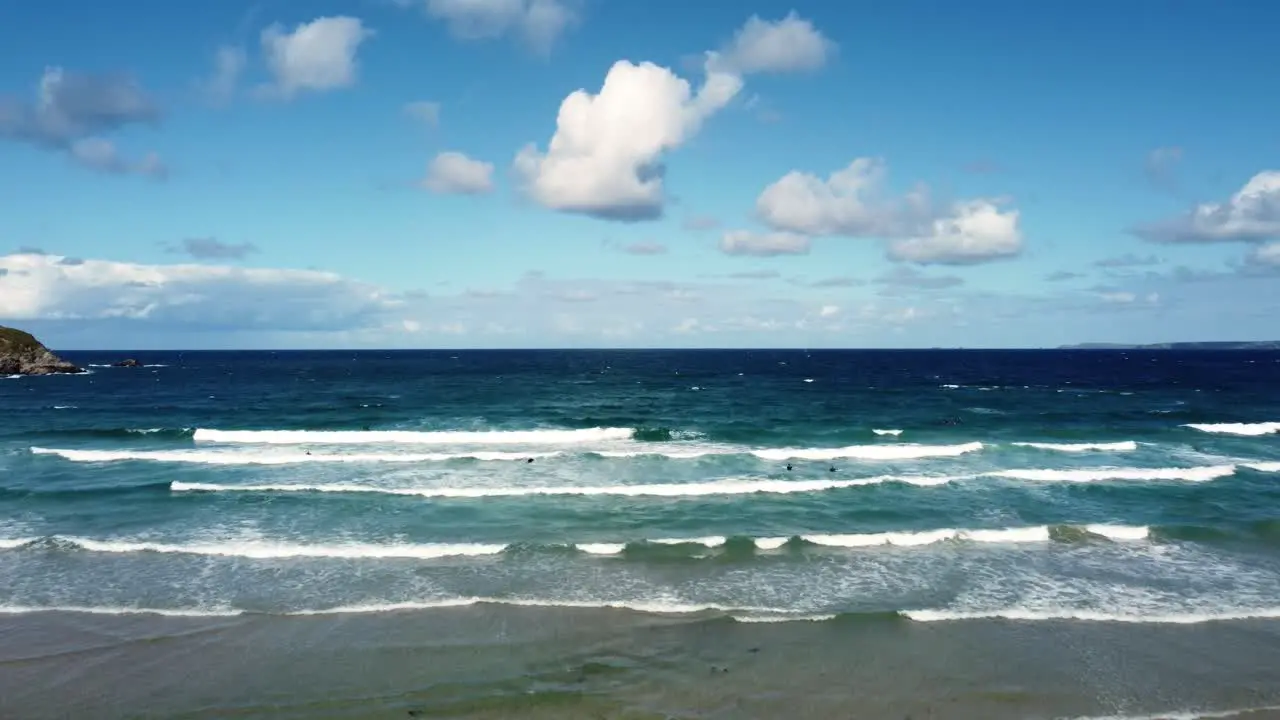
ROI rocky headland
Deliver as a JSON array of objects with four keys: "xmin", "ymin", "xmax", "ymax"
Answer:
[{"xmin": 0, "ymin": 326, "xmax": 84, "ymax": 375}]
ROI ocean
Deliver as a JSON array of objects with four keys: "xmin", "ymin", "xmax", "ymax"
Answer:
[{"xmin": 3, "ymin": 349, "xmax": 1280, "ymax": 719}]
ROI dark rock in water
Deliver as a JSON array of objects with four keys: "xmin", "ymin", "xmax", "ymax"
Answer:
[
  {"xmin": 0, "ymin": 326, "xmax": 83, "ymax": 376},
  {"xmin": 112, "ymin": 358, "xmax": 142, "ymax": 367}
]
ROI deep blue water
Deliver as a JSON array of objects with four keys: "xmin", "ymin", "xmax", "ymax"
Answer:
[{"xmin": 2, "ymin": 349, "xmax": 1279, "ymax": 621}]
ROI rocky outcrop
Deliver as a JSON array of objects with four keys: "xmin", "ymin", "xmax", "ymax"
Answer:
[
  {"xmin": 112, "ymin": 358, "xmax": 141, "ymax": 368},
  {"xmin": 0, "ymin": 326, "xmax": 84, "ymax": 375}
]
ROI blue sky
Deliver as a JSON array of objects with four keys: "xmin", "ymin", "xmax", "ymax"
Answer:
[{"xmin": 1, "ymin": 0, "xmax": 1278, "ymax": 349}]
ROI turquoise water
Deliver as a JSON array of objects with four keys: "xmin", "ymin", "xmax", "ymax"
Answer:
[{"xmin": 2, "ymin": 349, "xmax": 1279, "ymax": 622}]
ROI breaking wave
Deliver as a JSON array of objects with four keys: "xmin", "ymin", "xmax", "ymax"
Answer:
[
  {"xmin": 1011, "ymin": 441, "xmax": 1137, "ymax": 452},
  {"xmin": 1184, "ymin": 422, "xmax": 1280, "ymax": 436},
  {"xmin": 0, "ymin": 523, "xmax": 1153, "ymax": 561},
  {"xmin": 193, "ymin": 427, "xmax": 636, "ymax": 445}
]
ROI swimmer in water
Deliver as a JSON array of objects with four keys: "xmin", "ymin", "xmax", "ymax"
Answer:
[
  {"xmin": 786, "ymin": 463, "xmax": 793, "ymax": 471},
  {"xmin": 526, "ymin": 457, "xmax": 534, "ymax": 463},
  {"xmin": 828, "ymin": 465, "xmax": 836, "ymax": 472}
]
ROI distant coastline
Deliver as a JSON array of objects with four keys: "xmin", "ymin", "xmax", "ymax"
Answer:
[{"xmin": 1058, "ymin": 341, "xmax": 1280, "ymax": 350}]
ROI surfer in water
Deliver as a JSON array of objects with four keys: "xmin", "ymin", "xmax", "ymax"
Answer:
[{"xmin": 786, "ymin": 463, "xmax": 793, "ymax": 471}]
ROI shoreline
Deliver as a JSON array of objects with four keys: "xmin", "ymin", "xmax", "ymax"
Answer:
[{"xmin": 4, "ymin": 606, "xmax": 1280, "ymax": 719}]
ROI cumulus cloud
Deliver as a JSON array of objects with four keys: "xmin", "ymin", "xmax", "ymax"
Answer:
[
  {"xmin": 620, "ymin": 241, "xmax": 667, "ymax": 255},
  {"xmin": 887, "ymin": 199, "xmax": 1022, "ymax": 265},
  {"xmin": 713, "ymin": 11, "xmax": 835, "ymax": 75},
  {"xmin": 1247, "ymin": 242, "xmax": 1280, "ymax": 268},
  {"xmin": 0, "ymin": 252, "xmax": 397, "ymax": 331},
  {"xmin": 513, "ymin": 59, "xmax": 742, "ymax": 220},
  {"xmin": 515, "ymin": 13, "xmax": 827, "ymax": 222},
  {"xmin": 0, "ymin": 67, "xmax": 165, "ymax": 175},
  {"xmin": 422, "ymin": 151, "xmax": 494, "ymax": 194},
  {"xmin": 719, "ymin": 230, "xmax": 810, "ymax": 256},
  {"xmin": 259, "ymin": 17, "xmax": 373, "ymax": 99},
  {"xmin": 67, "ymin": 138, "xmax": 167, "ymax": 179},
  {"xmin": 202, "ymin": 46, "xmax": 247, "ymax": 105},
  {"xmin": 756, "ymin": 158, "xmax": 898, "ymax": 236},
  {"xmin": 1134, "ymin": 171, "xmax": 1280, "ymax": 243},
  {"xmin": 420, "ymin": 0, "xmax": 577, "ymax": 53},
  {"xmin": 404, "ymin": 100, "xmax": 440, "ymax": 127},
  {"xmin": 166, "ymin": 237, "xmax": 258, "ymax": 260},
  {"xmin": 757, "ymin": 157, "xmax": 1023, "ymax": 265},
  {"xmin": 0, "ymin": 67, "xmax": 159, "ymax": 148}
]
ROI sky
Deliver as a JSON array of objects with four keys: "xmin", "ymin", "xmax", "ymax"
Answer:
[{"xmin": 1, "ymin": 0, "xmax": 1278, "ymax": 350}]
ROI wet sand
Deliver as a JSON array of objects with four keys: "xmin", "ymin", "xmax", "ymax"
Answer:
[{"xmin": 4, "ymin": 608, "xmax": 1280, "ymax": 719}]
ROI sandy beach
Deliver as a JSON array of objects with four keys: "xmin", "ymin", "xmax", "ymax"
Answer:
[{"xmin": 5, "ymin": 607, "xmax": 1280, "ymax": 719}]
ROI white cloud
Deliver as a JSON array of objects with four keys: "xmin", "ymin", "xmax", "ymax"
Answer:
[
  {"xmin": 888, "ymin": 199, "xmax": 1022, "ymax": 265},
  {"xmin": 67, "ymin": 138, "xmax": 167, "ymax": 179},
  {"xmin": 422, "ymin": 151, "xmax": 494, "ymax": 194},
  {"xmin": 515, "ymin": 13, "xmax": 829, "ymax": 222},
  {"xmin": 203, "ymin": 46, "xmax": 247, "ymax": 105},
  {"xmin": 513, "ymin": 58, "xmax": 743, "ymax": 220},
  {"xmin": 422, "ymin": 0, "xmax": 576, "ymax": 53},
  {"xmin": 757, "ymin": 158, "xmax": 1023, "ymax": 265},
  {"xmin": 260, "ymin": 17, "xmax": 373, "ymax": 99},
  {"xmin": 0, "ymin": 253, "xmax": 398, "ymax": 331},
  {"xmin": 714, "ymin": 11, "xmax": 835, "ymax": 75},
  {"xmin": 819, "ymin": 304, "xmax": 840, "ymax": 317},
  {"xmin": 1247, "ymin": 241, "xmax": 1280, "ymax": 267},
  {"xmin": 719, "ymin": 230, "xmax": 810, "ymax": 256},
  {"xmin": 1135, "ymin": 170, "xmax": 1280, "ymax": 243},
  {"xmin": 756, "ymin": 158, "xmax": 897, "ymax": 236}
]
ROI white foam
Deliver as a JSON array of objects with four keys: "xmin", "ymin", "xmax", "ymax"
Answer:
[
  {"xmin": 593, "ymin": 449, "xmax": 719, "ymax": 459},
  {"xmin": 64, "ymin": 537, "xmax": 507, "ymax": 560},
  {"xmin": 903, "ymin": 607, "xmax": 1280, "ymax": 624},
  {"xmin": 872, "ymin": 429, "xmax": 903, "ymax": 436},
  {"xmin": 1184, "ymin": 422, "xmax": 1280, "ymax": 436},
  {"xmin": 804, "ymin": 526, "xmax": 1052, "ymax": 547},
  {"xmin": 1012, "ymin": 441, "xmax": 1137, "ymax": 452},
  {"xmin": 287, "ymin": 597, "xmax": 779, "ymax": 617},
  {"xmin": 1085, "ymin": 524, "xmax": 1151, "ymax": 540},
  {"xmin": 577, "ymin": 543, "xmax": 627, "ymax": 555},
  {"xmin": 170, "ymin": 475, "xmax": 919, "ymax": 498},
  {"xmin": 1244, "ymin": 462, "xmax": 1280, "ymax": 473},
  {"xmin": 0, "ymin": 605, "xmax": 243, "ymax": 617},
  {"xmin": 32, "ymin": 447, "xmax": 563, "ymax": 465},
  {"xmin": 750, "ymin": 441, "xmax": 983, "ymax": 461},
  {"xmin": 988, "ymin": 466, "xmax": 1235, "ymax": 483},
  {"xmin": 192, "ymin": 427, "xmax": 636, "ymax": 445},
  {"xmin": 1062, "ymin": 705, "xmax": 1280, "ymax": 720},
  {"xmin": 650, "ymin": 536, "xmax": 726, "ymax": 546},
  {"xmin": 5, "ymin": 524, "xmax": 1152, "ymax": 561},
  {"xmin": 733, "ymin": 613, "xmax": 838, "ymax": 623}
]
